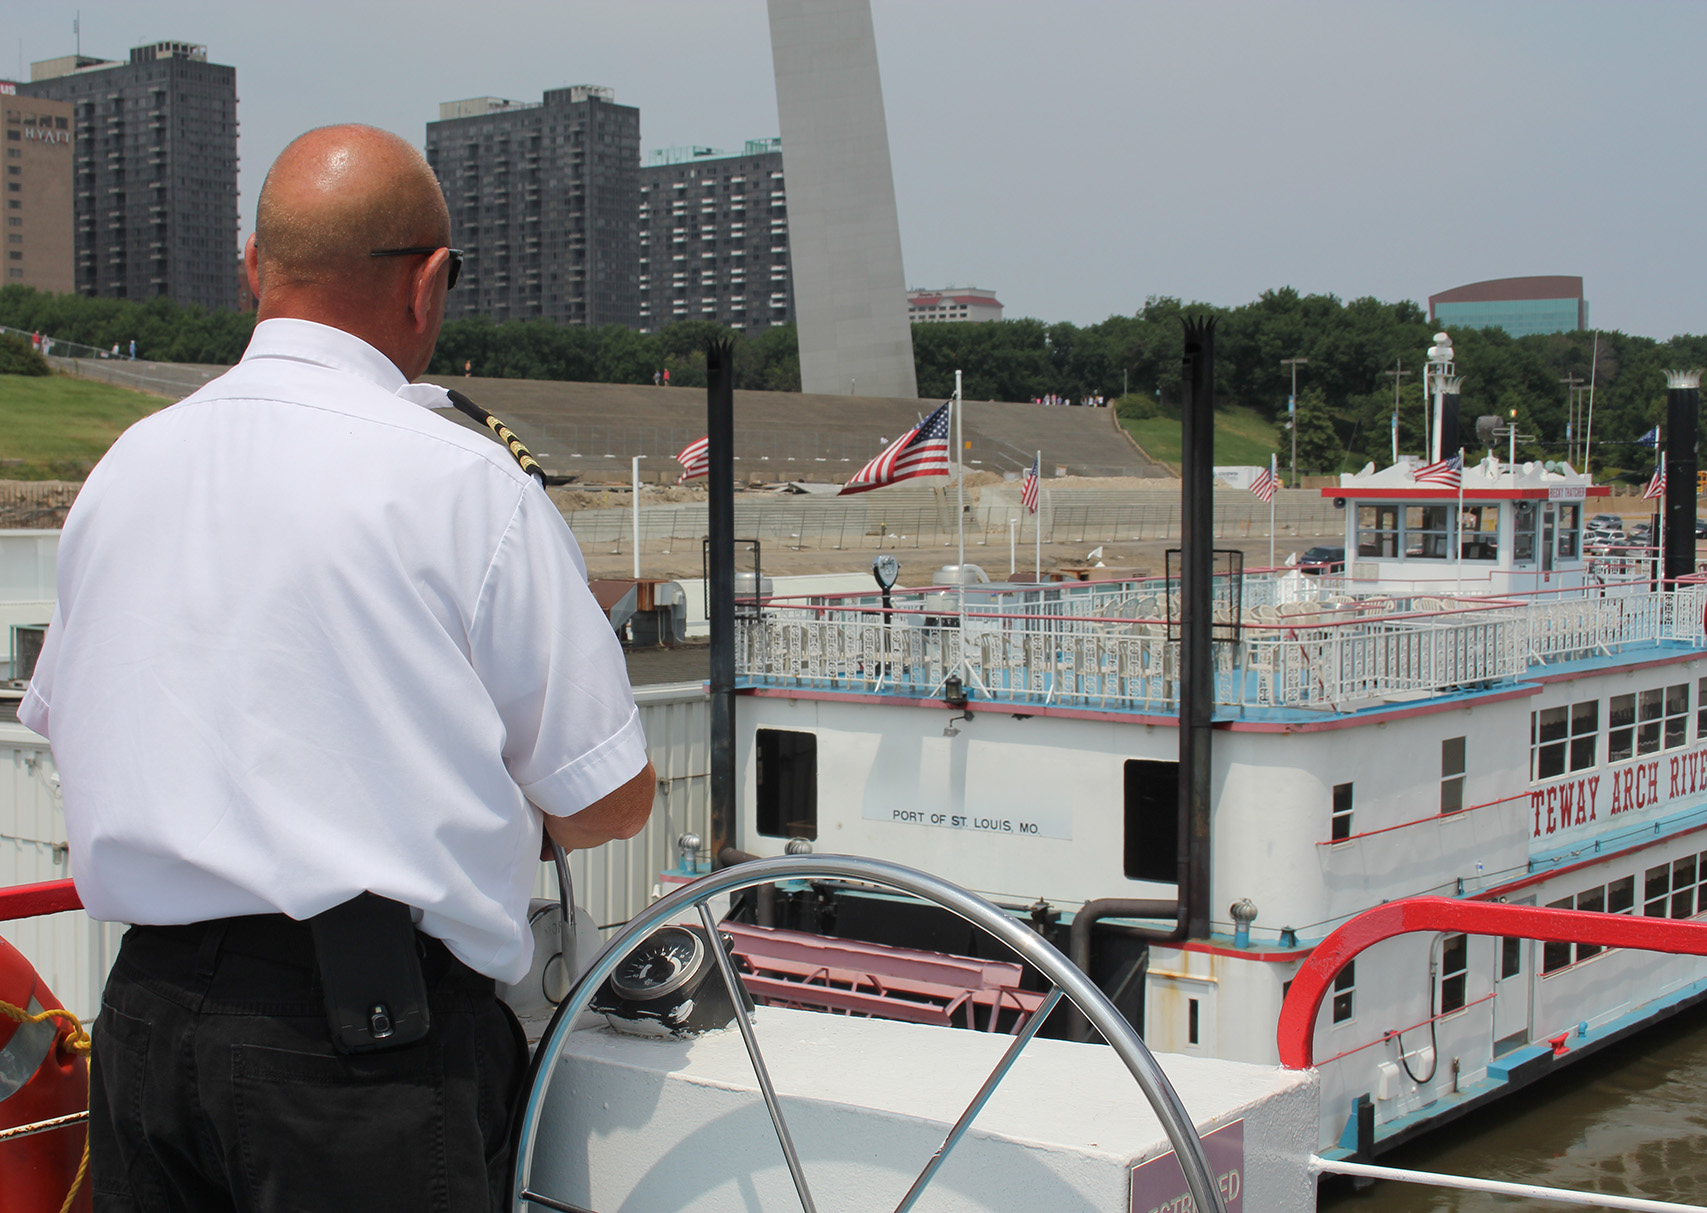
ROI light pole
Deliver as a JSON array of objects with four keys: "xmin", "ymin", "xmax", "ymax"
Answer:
[
  {"xmin": 1384, "ymin": 360, "xmax": 1411, "ymax": 464},
  {"xmin": 1281, "ymin": 357, "xmax": 1308, "ymax": 486},
  {"xmin": 1559, "ymin": 374, "xmax": 1584, "ymax": 465}
]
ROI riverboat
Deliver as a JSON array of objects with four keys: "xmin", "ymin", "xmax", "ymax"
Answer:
[{"xmin": 717, "ymin": 448, "xmax": 1707, "ymax": 1157}]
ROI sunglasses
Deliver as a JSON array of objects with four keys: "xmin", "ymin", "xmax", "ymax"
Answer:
[{"xmin": 369, "ymin": 245, "xmax": 463, "ymax": 289}]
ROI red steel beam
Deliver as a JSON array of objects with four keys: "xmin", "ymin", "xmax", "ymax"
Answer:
[
  {"xmin": 0, "ymin": 878, "xmax": 81, "ymax": 922},
  {"xmin": 1277, "ymin": 895, "xmax": 1707, "ymax": 1069}
]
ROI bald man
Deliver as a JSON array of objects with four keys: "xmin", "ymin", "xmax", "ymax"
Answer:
[{"xmin": 23, "ymin": 125, "xmax": 655, "ymax": 1211}]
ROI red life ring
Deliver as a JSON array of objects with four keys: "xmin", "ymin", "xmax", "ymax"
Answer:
[{"xmin": 0, "ymin": 935, "xmax": 89, "ymax": 1212}]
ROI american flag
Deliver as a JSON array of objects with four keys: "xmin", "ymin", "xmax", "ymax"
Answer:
[
  {"xmin": 1250, "ymin": 455, "xmax": 1277, "ymax": 504},
  {"xmin": 675, "ymin": 435, "xmax": 708, "ymax": 483},
  {"xmin": 839, "ymin": 400, "xmax": 953, "ymax": 495},
  {"xmin": 1414, "ymin": 450, "xmax": 1463, "ymax": 489},
  {"xmin": 1643, "ymin": 451, "xmax": 1667, "ymax": 501},
  {"xmin": 1020, "ymin": 455, "xmax": 1040, "ymax": 514}
]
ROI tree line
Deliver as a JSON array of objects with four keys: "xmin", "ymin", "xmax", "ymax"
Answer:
[{"xmin": 4, "ymin": 283, "xmax": 1702, "ymax": 480}]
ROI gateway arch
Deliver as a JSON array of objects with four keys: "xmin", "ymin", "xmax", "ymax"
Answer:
[{"xmin": 768, "ymin": 0, "xmax": 919, "ymax": 399}]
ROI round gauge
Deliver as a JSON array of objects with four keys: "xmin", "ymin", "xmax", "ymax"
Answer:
[{"xmin": 609, "ymin": 926, "xmax": 706, "ymax": 1001}]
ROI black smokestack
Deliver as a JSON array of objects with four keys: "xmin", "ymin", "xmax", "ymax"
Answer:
[
  {"xmin": 1439, "ymin": 378, "xmax": 1462, "ymax": 459},
  {"xmin": 1178, "ymin": 317, "xmax": 1215, "ymax": 941},
  {"xmin": 1664, "ymin": 369, "xmax": 1701, "ymax": 585},
  {"xmin": 707, "ymin": 338, "xmax": 737, "ymax": 860}
]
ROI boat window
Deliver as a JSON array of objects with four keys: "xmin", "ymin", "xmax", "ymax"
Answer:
[
  {"xmin": 1123, "ymin": 759, "xmax": 1179, "ymax": 882},
  {"xmin": 1646, "ymin": 863, "xmax": 1672, "ymax": 918},
  {"xmin": 1499, "ymin": 936, "xmax": 1522, "ymax": 980},
  {"xmin": 1439, "ymin": 934, "xmax": 1468, "ymax": 1013},
  {"xmin": 1458, "ymin": 506, "xmax": 1500, "ymax": 561},
  {"xmin": 1543, "ymin": 896, "xmax": 1575, "ymax": 973},
  {"xmin": 1609, "ymin": 874, "xmax": 1635, "ymax": 915},
  {"xmin": 1610, "ymin": 694, "xmax": 1637, "ymax": 762},
  {"xmin": 1405, "ymin": 506, "xmax": 1452, "ymax": 559},
  {"xmin": 1665, "ymin": 684, "xmax": 1690, "ymax": 750},
  {"xmin": 1356, "ymin": 504, "xmax": 1399, "ymax": 558},
  {"xmin": 1440, "ymin": 737, "xmax": 1466, "ymax": 814},
  {"xmin": 1532, "ymin": 709, "xmax": 1568, "ymax": 780},
  {"xmin": 1331, "ymin": 782, "xmax": 1353, "ymax": 841},
  {"xmin": 1513, "ymin": 502, "xmax": 1538, "ymax": 562},
  {"xmin": 1576, "ymin": 885, "xmax": 1605, "ymax": 959},
  {"xmin": 1187, "ymin": 998, "xmax": 1199, "ymax": 1046},
  {"xmin": 1531, "ymin": 702, "xmax": 1599, "ymax": 782},
  {"xmin": 755, "ymin": 728, "xmax": 817, "ymax": 840},
  {"xmin": 1673, "ymin": 855, "xmax": 1699, "ymax": 919},
  {"xmin": 1697, "ymin": 677, "xmax": 1707, "ymax": 739},
  {"xmin": 1632, "ymin": 685, "xmax": 1687, "ymax": 756},
  {"xmin": 1332, "ymin": 960, "xmax": 1355, "ymax": 1023},
  {"xmin": 1557, "ymin": 503, "xmax": 1580, "ymax": 558},
  {"xmin": 1643, "ymin": 859, "xmax": 1703, "ymax": 921}
]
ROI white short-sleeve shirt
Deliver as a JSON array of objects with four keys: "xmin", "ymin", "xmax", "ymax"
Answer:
[{"xmin": 21, "ymin": 318, "xmax": 648, "ymax": 983}]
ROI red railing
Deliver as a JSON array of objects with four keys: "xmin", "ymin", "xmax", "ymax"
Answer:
[
  {"xmin": 0, "ymin": 878, "xmax": 82, "ymax": 922},
  {"xmin": 1276, "ymin": 895, "xmax": 1707, "ymax": 1069}
]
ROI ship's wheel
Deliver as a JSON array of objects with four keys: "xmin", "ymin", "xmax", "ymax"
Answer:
[{"xmin": 509, "ymin": 855, "xmax": 1224, "ymax": 1213}]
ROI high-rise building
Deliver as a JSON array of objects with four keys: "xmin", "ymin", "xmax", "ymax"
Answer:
[
  {"xmin": 638, "ymin": 140, "xmax": 794, "ymax": 333},
  {"xmin": 1, "ymin": 85, "xmax": 75, "ymax": 294},
  {"xmin": 426, "ymin": 87, "xmax": 640, "ymax": 328},
  {"xmin": 17, "ymin": 42, "xmax": 238, "ymax": 311}
]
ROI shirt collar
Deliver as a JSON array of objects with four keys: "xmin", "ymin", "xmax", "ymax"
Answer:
[{"xmin": 240, "ymin": 318, "xmax": 410, "ymax": 394}]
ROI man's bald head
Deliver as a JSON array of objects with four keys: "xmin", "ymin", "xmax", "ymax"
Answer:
[{"xmin": 255, "ymin": 125, "xmax": 448, "ymax": 289}]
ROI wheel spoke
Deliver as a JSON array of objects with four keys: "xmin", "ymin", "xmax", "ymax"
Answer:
[
  {"xmin": 893, "ymin": 986, "xmax": 1064, "ymax": 1213},
  {"xmin": 696, "ymin": 901, "xmax": 820, "ymax": 1213}
]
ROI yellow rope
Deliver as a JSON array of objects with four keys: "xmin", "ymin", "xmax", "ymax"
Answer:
[{"xmin": 1, "ymin": 998, "xmax": 92, "ymax": 1213}]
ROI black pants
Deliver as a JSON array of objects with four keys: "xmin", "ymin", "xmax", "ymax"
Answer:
[{"xmin": 90, "ymin": 916, "xmax": 528, "ymax": 1213}]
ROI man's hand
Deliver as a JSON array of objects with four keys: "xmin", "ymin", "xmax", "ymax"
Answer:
[{"xmin": 542, "ymin": 761, "xmax": 657, "ymax": 854}]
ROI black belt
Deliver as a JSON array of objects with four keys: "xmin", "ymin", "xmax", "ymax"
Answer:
[{"xmin": 127, "ymin": 900, "xmax": 487, "ymax": 1052}]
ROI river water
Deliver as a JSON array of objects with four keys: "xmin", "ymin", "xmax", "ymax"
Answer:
[{"xmin": 1319, "ymin": 1004, "xmax": 1707, "ymax": 1211}]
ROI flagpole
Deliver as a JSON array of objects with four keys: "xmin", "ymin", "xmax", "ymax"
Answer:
[
  {"xmin": 955, "ymin": 369, "xmax": 966, "ymax": 666},
  {"xmin": 1584, "ymin": 331, "xmax": 1599, "ymax": 476},
  {"xmin": 632, "ymin": 455, "xmax": 641, "ymax": 579},
  {"xmin": 1658, "ymin": 450, "xmax": 1666, "ymax": 590},
  {"xmin": 1034, "ymin": 450, "xmax": 1042, "ymax": 582},
  {"xmin": 1268, "ymin": 453, "xmax": 1276, "ymax": 572},
  {"xmin": 1455, "ymin": 447, "xmax": 1464, "ymax": 595}
]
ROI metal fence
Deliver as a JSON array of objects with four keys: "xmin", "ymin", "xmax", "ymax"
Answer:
[
  {"xmin": 563, "ymin": 489, "xmax": 1342, "ymax": 555},
  {"xmin": 736, "ymin": 574, "xmax": 1702, "ymax": 715}
]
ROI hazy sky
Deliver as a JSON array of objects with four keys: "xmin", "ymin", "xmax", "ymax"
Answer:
[{"xmin": 10, "ymin": 2, "xmax": 1707, "ymax": 340}]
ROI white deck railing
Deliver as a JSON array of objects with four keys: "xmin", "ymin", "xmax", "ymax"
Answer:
[{"xmin": 736, "ymin": 577, "xmax": 1707, "ymax": 714}]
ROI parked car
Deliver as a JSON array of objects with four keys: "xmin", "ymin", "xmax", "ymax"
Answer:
[
  {"xmin": 1299, "ymin": 545, "xmax": 1345, "ymax": 575},
  {"xmin": 1586, "ymin": 530, "xmax": 1628, "ymax": 555},
  {"xmin": 1695, "ymin": 517, "xmax": 1707, "ymax": 539},
  {"xmin": 1587, "ymin": 513, "xmax": 1624, "ymax": 530}
]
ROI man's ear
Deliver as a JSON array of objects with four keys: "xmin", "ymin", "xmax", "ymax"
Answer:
[
  {"xmin": 244, "ymin": 234, "xmax": 262, "ymax": 300},
  {"xmin": 407, "ymin": 248, "xmax": 450, "ymax": 334}
]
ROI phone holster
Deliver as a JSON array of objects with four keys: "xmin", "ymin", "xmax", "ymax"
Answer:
[{"xmin": 309, "ymin": 892, "xmax": 432, "ymax": 1054}]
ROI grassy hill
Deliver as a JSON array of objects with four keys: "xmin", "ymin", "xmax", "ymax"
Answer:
[
  {"xmin": 0, "ymin": 374, "xmax": 169, "ymax": 479},
  {"xmin": 1120, "ymin": 404, "xmax": 1285, "ymax": 473}
]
